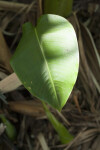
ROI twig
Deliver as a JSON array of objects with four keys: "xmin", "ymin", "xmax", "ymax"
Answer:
[
  {"xmin": 56, "ymin": 110, "xmax": 70, "ymax": 126},
  {"xmin": 37, "ymin": 133, "xmax": 50, "ymax": 150},
  {"xmin": 73, "ymin": 95, "xmax": 81, "ymax": 113}
]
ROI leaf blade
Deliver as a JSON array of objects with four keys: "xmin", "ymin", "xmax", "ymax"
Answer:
[{"xmin": 10, "ymin": 14, "xmax": 79, "ymax": 110}]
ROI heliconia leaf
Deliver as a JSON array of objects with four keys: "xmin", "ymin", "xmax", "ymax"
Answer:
[{"xmin": 10, "ymin": 14, "xmax": 79, "ymax": 110}]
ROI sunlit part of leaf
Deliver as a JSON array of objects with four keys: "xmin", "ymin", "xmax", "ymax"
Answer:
[
  {"xmin": 10, "ymin": 14, "xmax": 79, "ymax": 110},
  {"xmin": 43, "ymin": 102, "xmax": 74, "ymax": 144}
]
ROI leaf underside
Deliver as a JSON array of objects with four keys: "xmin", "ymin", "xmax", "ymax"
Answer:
[{"xmin": 10, "ymin": 14, "xmax": 79, "ymax": 110}]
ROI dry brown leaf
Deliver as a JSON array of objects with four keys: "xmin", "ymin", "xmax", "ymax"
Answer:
[
  {"xmin": 0, "ymin": 73, "xmax": 22, "ymax": 93},
  {"xmin": 80, "ymin": 23, "xmax": 100, "ymax": 93},
  {"xmin": 0, "ymin": 30, "xmax": 13, "ymax": 73},
  {"xmin": 68, "ymin": 13, "xmax": 98, "ymax": 112},
  {"xmin": 9, "ymin": 100, "xmax": 45, "ymax": 117},
  {"xmin": 0, "ymin": 72, "xmax": 7, "ymax": 80}
]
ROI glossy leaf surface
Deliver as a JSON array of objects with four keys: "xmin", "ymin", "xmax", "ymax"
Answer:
[{"xmin": 10, "ymin": 14, "xmax": 79, "ymax": 110}]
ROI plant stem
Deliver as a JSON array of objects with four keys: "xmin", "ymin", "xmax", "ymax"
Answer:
[
  {"xmin": 44, "ymin": 0, "xmax": 73, "ymax": 17},
  {"xmin": 42, "ymin": 102, "xmax": 73, "ymax": 144}
]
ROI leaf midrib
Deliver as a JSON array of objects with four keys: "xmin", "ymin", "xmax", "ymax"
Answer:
[{"xmin": 34, "ymin": 28, "xmax": 59, "ymax": 107}]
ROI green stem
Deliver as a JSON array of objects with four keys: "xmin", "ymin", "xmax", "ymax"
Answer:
[
  {"xmin": 0, "ymin": 114, "xmax": 16, "ymax": 140},
  {"xmin": 44, "ymin": 0, "xmax": 73, "ymax": 17},
  {"xmin": 42, "ymin": 102, "xmax": 73, "ymax": 144}
]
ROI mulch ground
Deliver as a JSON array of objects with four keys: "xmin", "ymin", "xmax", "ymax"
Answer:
[{"xmin": 0, "ymin": 0, "xmax": 100, "ymax": 150}]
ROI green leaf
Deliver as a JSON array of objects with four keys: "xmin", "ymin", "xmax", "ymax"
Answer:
[
  {"xmin": 10, "ymin": 14, "xmax": 79, "ymax": 110},
  {"xmin": 0, "ymin": 115, "xmax": 16, "ymax": 140},
  {"xmin": 44, "ymin": 0, "xmax": 73, "ymax": 17}
]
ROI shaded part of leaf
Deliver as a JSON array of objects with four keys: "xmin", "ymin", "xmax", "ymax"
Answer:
[{"xmin": 10, "ymin": 22, "xmax": 61, "ymax": 110}]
